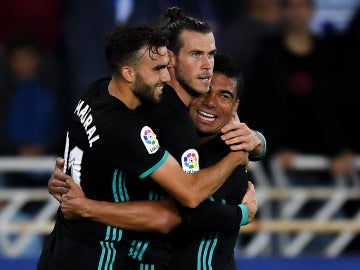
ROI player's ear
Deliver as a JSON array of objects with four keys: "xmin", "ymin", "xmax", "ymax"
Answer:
[
  {"xmin": 231, "ymin": 99, "xmax": 240, "ymax": 119},
  {"xmin": 121, "ymin": 66, "xmax": 135, "ymax": 83},
  {"xmin": 234, "ymin": 99, "xmax": 239, "ymax": 113},
  {"xmin": 167, "ymin": 49, "xmax": 176, "ymax": 67}
]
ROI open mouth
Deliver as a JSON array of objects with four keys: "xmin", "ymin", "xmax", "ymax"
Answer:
[
  {"xmin": 197, "ymin": 110, "xmax": 216, "ymax": 122},
  {"xmin": 154, "ymin": 85, "xmax": 164, "ymax": 95},
  {"xmin": 198, "ymin": 75, "xmax": 212, "ymax": 84}
]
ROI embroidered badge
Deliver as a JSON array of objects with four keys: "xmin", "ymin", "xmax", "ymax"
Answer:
[
  {"xmin": 181, "ymin": 149, "xmax": 200, "ymax": 174},
  {"xmin": 141, "ymin": 126, "xmax": 160, "ymax": 154}
]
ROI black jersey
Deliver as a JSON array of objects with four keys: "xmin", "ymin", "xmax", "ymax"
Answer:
[
  {"xmin": 121, "ymin": 85, "xmax": 200, "ymax": 269},
  {"xmin": 137, "ymin": 85, "xmax": 199, "ymax": 172},
  {"xmin": 171, "ymin": 134, "xmax": 249, "ymax": 270},
  {"xmin": 40, "ymin": 77, "xmax": 169, "ymax": 270}
]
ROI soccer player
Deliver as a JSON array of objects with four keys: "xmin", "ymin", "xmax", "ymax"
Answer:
[
  {"xmin": 46, "ymin": 7, "xmax": 265, "ymax": 270},
  {"xmin": 55, "ymin": 53, "xmax": 259, "ymax": 270},
  {"xmin": 171, "ymin": 53, "xmax": 257, "ymax": 270},
  {"xmin": 37, "ymin": 23, "xmax": 248, "ymax": 270}
]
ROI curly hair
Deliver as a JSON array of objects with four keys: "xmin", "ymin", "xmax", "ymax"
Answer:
[{"xmin": 105, "ymin": 23, "xmax": 168, "ymax": 71}]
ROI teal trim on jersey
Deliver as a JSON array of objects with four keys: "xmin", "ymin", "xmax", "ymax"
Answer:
[
  {"xmin": 129, "ymin": 240, "xmax": 150, "ymax": 262},
  {"xmin": 197, "ymin": 233, "xmax": 219, "ymax": 270},
  {"xmin": 105, "ymin": 225, "xmax": 122, "ymax": 242},
  {"xmin": 137, "ymin": 241, "xmax": 150, "ymax": 261},
  {"xmin": 119, "ymin": 171, "xmax": 130, "ymax": 201},
  {"xmin": 140, "ymin": 263, "xmax": 155, "ymax": 270},
  {"xmin": 239, "ymin": 204, "xmax": 248, "ymax": 226},
  {"xmin": 104, "ymin": 215, "xmax": 122, "ymax": 242},
  {"xmin": 98, "ymin": 241, "xmax": 116, "ymax": 270},
  {"xmin": 149, "ymin": 190, "xmax": 161, "ymax": 201},
  {"xmin": 112, "ymin": 171, "xmax": 120, "ymax": 202},
  {"xmin": 202, "ymin": 237, "xmax": 212, "ymax": 269},
  {"xmin": 97, "ymin": 169, "xmax": 130, "ymax": 269},
  {"xmin": 208, "ymin": 233, "xmax": 219, "ymax": 269},
  {"xmin": 113, "ymin": 169, "xmax": 129, "ymax": 202},
  {"xmin": 197, "ymin": 238, "xmax": 206, "ymax": 270},
  {"xmin": 208, "ymin": 197, "xmax": 226, "ymax": 204},
  {"xmin": 105, "ymin": 226, "xmax": 111, "ymax": 241},
  {"xmin": 104, "ymin": 242, "xmax": 114, "ymax": 270},
  {"xmin": 139, "ymin": 150, "xmax": 169, "ymax": 179},
  {"xmin": 109, "ymin": 242, "xmax": 117, "ymax": 269},
  {"xmin": 112, "ymin": 227, "xmax": 121, "ymax": 241},
  {"xmin": 253, "ymin": 131, "xmax": 267, "ymax": 159},
  {"xmin": 129, "ymin": 240, "xmax": 142, "ymax": 259},
  {"xmin": 98, "ymin": 241, "xmax": 106, "ymax": 270}
]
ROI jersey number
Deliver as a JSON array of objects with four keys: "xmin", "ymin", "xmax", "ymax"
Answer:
[{"xmin": 64, "ymin": 132, "xmax": 84, "ymax": 186}]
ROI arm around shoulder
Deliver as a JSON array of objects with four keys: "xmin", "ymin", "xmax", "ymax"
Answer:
[{"xmin": 150, "ymin": 151, "xmax": 248, "ymax": 208}]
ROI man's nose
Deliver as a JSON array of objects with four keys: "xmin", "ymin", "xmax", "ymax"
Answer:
[
  {"xmin": 203, "ymin": 94, "xmax": 216, "ymax": 107},
  {"xmin": 160, "ymin": 68, "xmax": 170, "ymax": 83}
]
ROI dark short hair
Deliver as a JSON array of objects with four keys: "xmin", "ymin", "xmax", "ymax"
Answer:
[
  {"xmin": 281, "ymin": 0, "xmax": 314, "ymax": 8},
  {"xmin": 105, "ymin": 23, "xmax": 168, "ymax": 72},
  {"xmin": 161, "ymin": 7, "xmax": 212, "ymax": 55},
  {"xmin": 6, "ymin": 33, "xmax": 40, "ymax": 55},
  {"xmin": 213, "ymin": 53, "xmax": 244, "ymax": 98}
]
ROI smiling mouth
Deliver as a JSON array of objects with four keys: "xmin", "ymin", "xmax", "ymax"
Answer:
[
  {"xmin": 154, "ymin": 85, "xmax": 164, "ymax": 94},
  {"xmin": 197, "ymin": 110, "xmax": 216, "ymax": 121}
]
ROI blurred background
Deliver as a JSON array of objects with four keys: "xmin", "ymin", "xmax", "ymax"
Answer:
[{"xmin": 0, "ymin": 0, "xmax": 359, "ymax": 269}]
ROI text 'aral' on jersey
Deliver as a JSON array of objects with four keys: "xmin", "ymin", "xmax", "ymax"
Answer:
[{"xmin": 74, "ymin": 100, "xmax": 100, "ymax": 147}]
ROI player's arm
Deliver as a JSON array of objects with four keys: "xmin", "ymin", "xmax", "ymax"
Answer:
[
  {"xmin": 50, "ymin": 158, "xmax": 181, "ymax": 234},
  {"xmin": 178, "ymin": 181, "xmax": 257, "ymax": 232},
  {"xmin": 150, "ymin": 150, "xmax": 249, "ymax": 208},
  {"xmin": 51, "ymin": 150, "xmax": 248, "ymax": 210},
  {"xmin": 49, "ymin": 149, "xmax": 248, "ymax": 231},
  {"xmin": 60, "ymin": 178, "xmax": 181, "ymax": 233},
  {"xmin": 221, "ymin": 121, "xmax": 267, "ymax": 160}
]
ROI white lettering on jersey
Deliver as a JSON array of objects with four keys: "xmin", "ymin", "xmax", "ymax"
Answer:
[
  {"xmin": 181, "ymin": 149, "xmax": 200, "ymax": 174},
  {"xmin": 74, "ymin": 99, "xmax": 100, "ymax": 147},
  {"xmin": 140, "ymin": 126, "xmax": 160, "ymax": 154}
]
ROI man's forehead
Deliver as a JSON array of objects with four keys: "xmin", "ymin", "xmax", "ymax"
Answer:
[
  {"xmin": 179, "ymin": 30, "xmax": 216, "ymax": 51},
  {"xmin": 209, "ymin": 73, "xmax": 238, "ymax": 97}
]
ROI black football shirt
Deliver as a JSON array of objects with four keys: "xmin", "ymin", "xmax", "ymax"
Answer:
[{"xmin": 40, "ymin": 77, "xmax": 169, "ymax": 270}]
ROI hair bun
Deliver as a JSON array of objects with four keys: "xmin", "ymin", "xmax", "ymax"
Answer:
[{"xmin": 165, "ymin": 7, "xmax": 185, "ymax": 22}]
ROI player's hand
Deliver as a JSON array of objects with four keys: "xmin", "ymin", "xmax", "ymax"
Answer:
[
  {"xmin": 221, "ymin": 122, "xmax": 262, "ymax": 152},
  {"xmin": 231, "ymin": 150, "xmax": 249, "ymax": 168},
  {"xmin": 60, "ymin": 178, "xmax": 86, "ymax": 220},
  {"xmin": 241, "ymin": 181, "xmax": 257, "ymax": 224},
  {"xmin": 48, "ymin": 157, "xmax": 71, "ymax": 202}
]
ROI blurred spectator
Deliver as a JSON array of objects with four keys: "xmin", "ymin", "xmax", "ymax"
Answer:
[
  {"xmin": 333, "ymin": 4, "xmax": 360, "ymax": 156},
  {"xmin": 59, "ymin": 0, "xmax": 115, "ymax": 112},
  {"xmin": 218, "ymin": 0, "xmax": 284, "ymax": 81},
  {"xmin": 332, "ymin": 3, "xmax": 360, "ymax": 254},
  {"xmin": 240, "ymin": 0, "xmax": 343, "ymax": 174},
  {"xmin": 0, "ymin": 34, "xmax": 64, "ymax": 187},
  {"xmin": 0, "ymin": 33, "xmax": 64, "ymax": 258},
  {"xmin": 238, "ymin": 0, "xmax": 350, "ymax": 254}
]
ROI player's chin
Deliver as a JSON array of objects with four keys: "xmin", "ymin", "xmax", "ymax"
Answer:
[{"xmin": 153, "ymin": 95, "xmax": 162, "ymax": 103}]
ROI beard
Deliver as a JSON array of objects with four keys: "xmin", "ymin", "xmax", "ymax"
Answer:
[
  {"xmin": 133, "ymin": 74, "xmax": 162, "ymax": 104},
  {"xmin": 174, "ymin": 66, "xmax": 202, "ymax": 99}
]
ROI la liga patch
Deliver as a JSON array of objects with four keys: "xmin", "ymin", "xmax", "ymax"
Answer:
[
  {"xmin": 141, "ymin": 126, "xmax": 160, "ymax": 154},
  {"xmin": 181, "ymin": 149, "xmax": 200, "ymax": 174}
]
